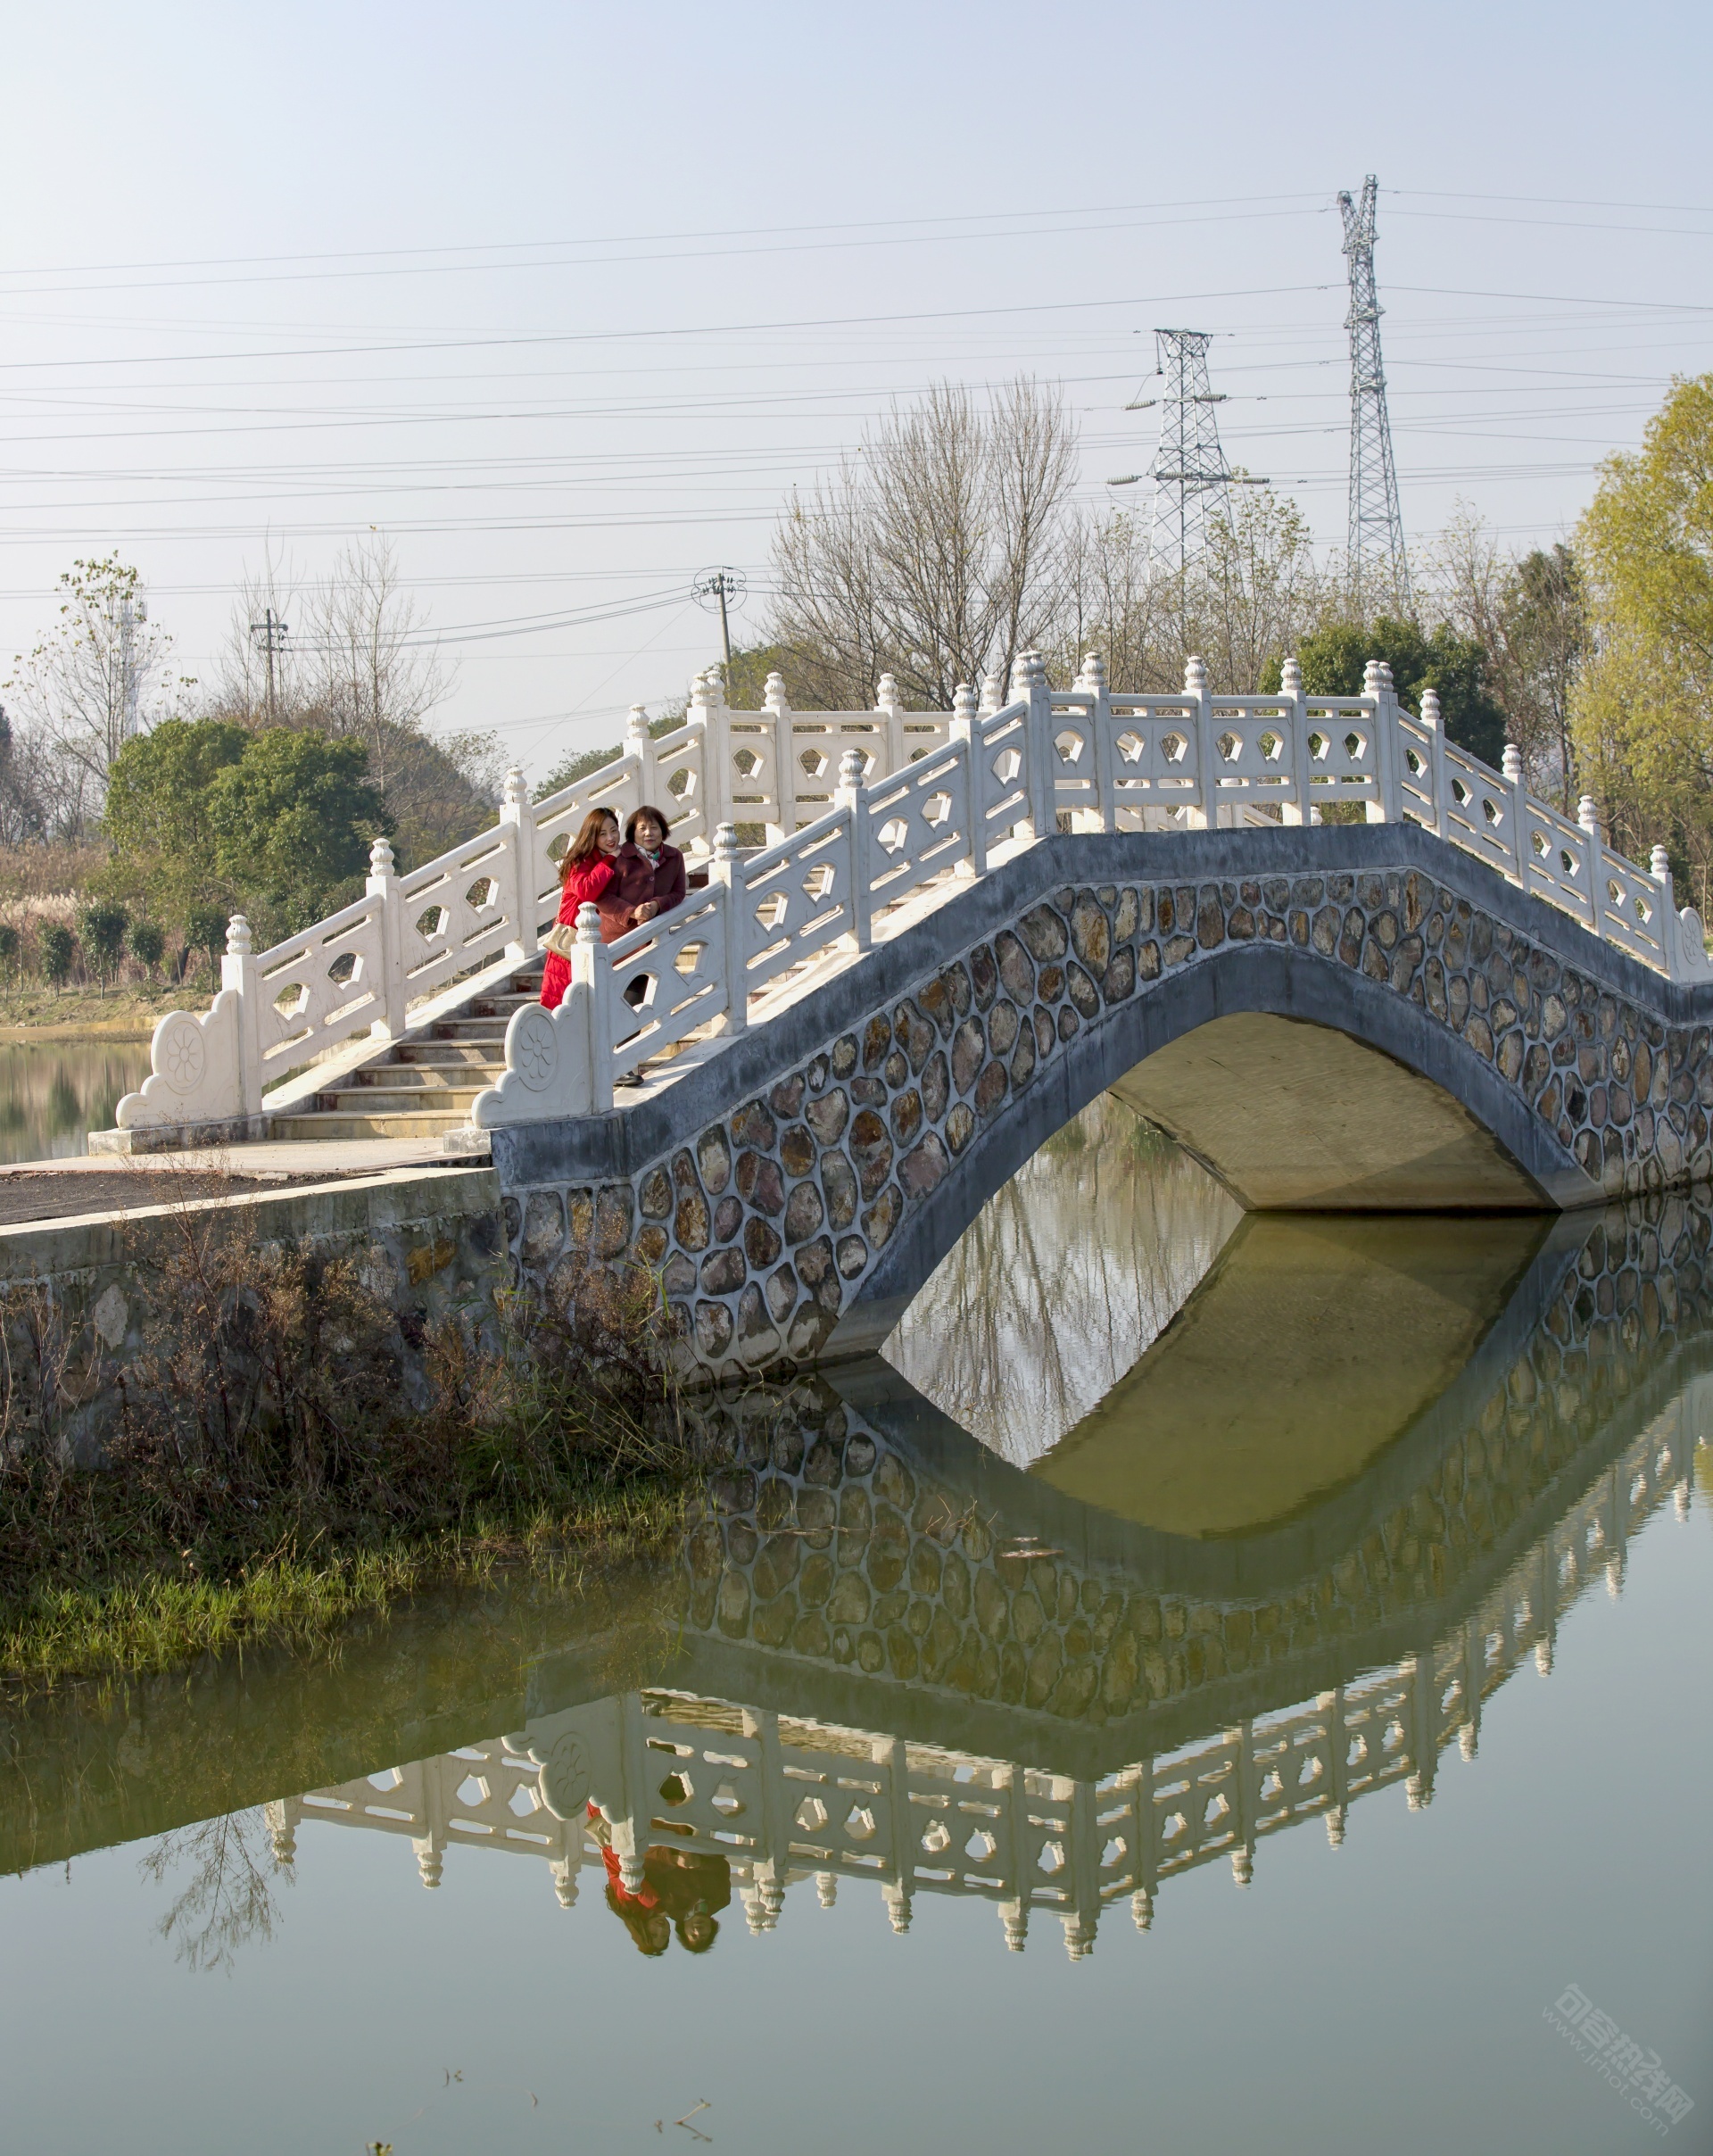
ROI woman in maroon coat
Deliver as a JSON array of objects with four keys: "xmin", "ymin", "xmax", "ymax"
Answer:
[{"xmin": 597, "ymin": 804, "xmax": 686, "ymax": 944}]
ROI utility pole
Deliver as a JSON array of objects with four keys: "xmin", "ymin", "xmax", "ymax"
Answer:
[
  {"xmin": 1111, "ymin": 331, "xmax": 1263, "ymax": 593},
  {"xmin": 249, "ymin": 606, "xmax": 290, "ymax": 726},
  {"xmin": 692, "ymin": 567, "xmax": 746, "ymax": 668},
  {"xmin": 1338, "ymin": 176, "xmax": 1411, "ymax": 614}
]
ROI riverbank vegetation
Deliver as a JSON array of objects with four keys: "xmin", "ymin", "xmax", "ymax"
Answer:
[{"xmin": 0, "ymin": 1213, "xmax": 691, "ymax": 1690}]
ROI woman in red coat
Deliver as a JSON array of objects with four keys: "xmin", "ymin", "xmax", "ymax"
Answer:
[{"xmin": 540, "ymin": 808, "xmax": 620, "ymax": 1011}]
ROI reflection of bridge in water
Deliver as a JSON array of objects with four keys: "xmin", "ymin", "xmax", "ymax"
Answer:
[{"xmin": 279, "ymin": 1182, "xmax": 1708, "ymax": 1958}]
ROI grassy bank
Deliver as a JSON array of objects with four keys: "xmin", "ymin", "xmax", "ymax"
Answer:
[
  {"xmin": 0, "ymin": 981, "xmax": 194, "ymax": 1041},
  {"xmin": 0, "ymin": 1214, "xmax": 694, "ymax": 1690}
]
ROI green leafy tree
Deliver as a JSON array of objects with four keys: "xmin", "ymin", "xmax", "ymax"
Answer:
[
  {"xmin": 128, "ymin": 917, "xmax": 166, "ymax": 978},
  {"xmin": 1280, "ymin": 617, "xmax": 1507, "ymax": 768},
  {"xmin": 0, "ymin": 923, "xmax": 18, "ymax": 994},
  {"xmin": 205, "ymin": 729, "xmax": 387, "ymax": 933},
  {"xmin": 1574, "ymin": 374, "xmax": 1713, "ymax": 910},
  {"xmin": 78, "ymin": 900, "xmax": 128, "ymax": 998},
  {"xmin": 38, "ymin": 921, "xmax": 73, "ymax": 995}
]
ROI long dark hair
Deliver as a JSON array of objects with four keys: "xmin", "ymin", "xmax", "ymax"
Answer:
[
  {"xmin": 562, "ymin": 807, "xmax": 618, "ymax": 880},
  {"xmin": 625, "ymin": 803, "xmax": 673, "ymax": 846}
]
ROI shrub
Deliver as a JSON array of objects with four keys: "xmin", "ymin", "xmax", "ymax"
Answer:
[{"xmin": 38, "ymin": 922, "xmax": 73, "ymax": 993}]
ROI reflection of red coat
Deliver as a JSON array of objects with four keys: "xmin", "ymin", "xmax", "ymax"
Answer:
[{"xmin": 540, "ymin": 857, "xmax": 617, "ymax": 1011}]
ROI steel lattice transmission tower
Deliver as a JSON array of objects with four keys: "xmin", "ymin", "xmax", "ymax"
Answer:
[
  {"xmin": 1132, "ymin": 329, "xmax": 1243, "ymax": 586},
  {"xmin": 1339, "ymin": 175, "xmax": 1411, "ymax": 612}
]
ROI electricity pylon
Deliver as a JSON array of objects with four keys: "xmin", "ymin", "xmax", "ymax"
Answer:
[
  {"xmin": 1338, "ymin": 176, "xmax": 1411, "ymax": 613},
  {"xmin": 1138, "ymin": 330, "xmax": 1234, "ymax": 585}
]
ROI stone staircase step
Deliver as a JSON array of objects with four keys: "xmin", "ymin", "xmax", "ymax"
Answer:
[
  {"xmin": 267, "ymin": 1109, "xmax": 475, "ymax": 1141},
  {"xmin": 393, "ymin": 1042, "xmax": 506, "ymax": 1069},
  {"xmin": 346, "ymin": 1065, "xmax": 489, "ymax": 1090},
  {"xmin": 432, "ymin": 1019, "xmax": 510, "ymax": 1042},
  {"xmin": 323, "ymin": 1086, "xmax": 487, "ymax": 1115}
]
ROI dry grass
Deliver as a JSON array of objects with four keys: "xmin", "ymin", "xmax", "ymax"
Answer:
[{"xmin": 0, "ymin": 1202, "xmax": 694, "ymax": 1688}]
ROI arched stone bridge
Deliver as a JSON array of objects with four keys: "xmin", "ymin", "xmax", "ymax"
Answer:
[{"xmin": 491, "ymin": 822, "xmax": 1713, "ymax": 1379}]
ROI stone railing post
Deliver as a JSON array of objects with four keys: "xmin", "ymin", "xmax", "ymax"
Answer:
[
  {"xmin": 1015, "ymin": 650, "xmax": 1054, "ymax": 841},
  {"xmin": 980, "ymin": 668, "xmax": 1004, "ymax": 717},
  {"xmin": 1361, "ymin": 660, "xmax": 1386, "ymax": 824},
  {"xmin": 1186, "ymin": 654, "xmax": 1214, "ymax": 828},
  {"xmin": 876, "ymin": 671, "xmax": 905, "ymax": 779},
  {"xmin": 1419, "ymin": 687, "xmax": 1449, "ymax": 838},
  {"xmin": 764, "ymin": 670, "xmax": 797, "ymax": 844},
  {"xmin": 365, "ymin": 834, "xmax": 407, "ymax": 1038},
  {"xmin": 1502, "ymin": 743, "xmax": 1527, "ymax": 883},
  {"xmin": 574, "ymin": 901, "xmax": 613, "ymax": 1111},
  {"xmin": 710, "ymin": 821, "xmax": 749, "ymax": 1036},
  {"xmin": 223, "ymin": 914, "xmax": 262, "ymax": 1119},
  {"xmin": 951, "ymin": 681, "xmax": 985, "ymax": 877},
  {"xmin": 1577, "ymin": 795, "xmax": 1605, "ymax": 933},
  {"xmin": 691, "ymin": 667, "xmax": 732, "ymax": 833},
  {"xmin": 498, "ymin": 767, "xmax": 537, "ymax": 960},
  {"xmin": 1373, "ymin": 660, "xmax": 1404, "ymax": 823},
  {"xmin": 1279, "ymin": 654, "xmax": 1309, "ymax": 825},
  {"xmin": 625, "ymin": 701, "xmax": 658, "ymax": 804},
  {"xmin": 1651, "ymin": 843, "xmax": 1680, "ymax": 975},
  {"xmin": 836, "ymin": 748, "xmax": 872, "ymax": 951},
  {"xmin": 1080, "ymin": 651, "xmax": 1114, "ymax": 832}
]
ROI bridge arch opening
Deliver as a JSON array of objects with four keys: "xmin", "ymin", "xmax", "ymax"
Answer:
[{"xmin": 1108, "ymin": 1010, "xmax": 1547, "ymax": 1213}]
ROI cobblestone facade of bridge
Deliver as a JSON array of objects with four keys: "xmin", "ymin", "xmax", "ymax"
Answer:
[{"xmin": 493, "ymin": 829, "xmax": 1713, "ymax": 1380}]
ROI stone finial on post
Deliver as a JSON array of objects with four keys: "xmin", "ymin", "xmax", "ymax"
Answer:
[
  {"xmin": 625, "ymin": 702, "xmax": 657, "ymax": 805},
  {"xmin": 574, "ymin": 900, "xmax": 612, "ymax": 1110},
  {"xmin": 710, "ymin": 820, "xmax": 749, "ymax": 1037},
  {"xmin": 1184, "ymin": 654, "xmax": 1213, "ymax": 830},
  {"xmin": 1079, "ymin": 651, "xmax": 1115, "ymax": 833},
  {"xmin": 1280, "ymin": 654, "xmax": 1310, "ymax": 826},
  {"xmin": 366, "ymin": 833, "xmax": 407, "ymax": 1038},
  {"xmin": 1361, "ymin": 658, "xmax": 1384, "ymax": 697},
  {"xmin": 690, "ymin": 667, "xmax": 731, "ymax": 833},
  {"xmin": 980, "ymin": 668, "xmax": 1005, "ymax": 716},
  {"xmin": 1649, "ymin": 843, "xmax": 1683, "ymax": 974},
  {"xmin": 763, "ymin": 669, "xmax": 796, "ymax": 842},
  {"xmin": 1577, "ymin": 794, "xmax": 1605, "ymax": 933},
  {"xmin": 951, "ymin": 681, "xmax": 985, "ymax": 876},
  {"xmin": 1501, "ymin": 742, "xmax": 1527, "ymax": 877},
  {"xmin": 1371, "ymin": 661, "xmax": 1403, "ymax": 823},
  {"xmin": 499, "ymin": 766, "xmax": 537, "ymax": 960},
  {"xmin": 222, "ymin": 914, "xmax": 261, "ymax": 1117},
  {"xmin": 1417, "ymin": 687, "xmax": 1450, "ymax": 840},
  {"xmin": 1014, "ymin": 650, "xmax": 1054, "ymax": 840},
  {"xmin": 835, "ymin": 748, "xmax": 872, "ymax": 951},
  {"xmin": 875, "ymin": 671, "xmax": 905, "ymax": 777}
]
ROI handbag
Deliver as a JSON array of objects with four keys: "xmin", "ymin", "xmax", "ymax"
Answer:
[{"xmin": 542, "ymin": 920, "xmax": 579, "ymax": 959}]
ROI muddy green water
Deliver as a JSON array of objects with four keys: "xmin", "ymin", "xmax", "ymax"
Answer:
[
  {"xmin": 1, "ymin": 1100, "xmax": 1709, "ymax": 2154},
  {"xmin": 0, "ymin": 1039, "xmax": 150, "ymax": 1164}
]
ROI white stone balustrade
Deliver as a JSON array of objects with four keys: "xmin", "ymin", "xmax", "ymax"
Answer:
[{"xmin": 112, "ymin": 656, "xmax": 1713, "ymax": 1140}]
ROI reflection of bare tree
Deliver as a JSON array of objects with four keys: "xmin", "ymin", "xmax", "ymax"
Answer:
[
  {"xmin": 138, "ymin": 1808, "xmax": 293, "ymax": 1977},
  {"xmin": 883, "ymin": 1098, "xmax": 1241, "ymax": 1467}
]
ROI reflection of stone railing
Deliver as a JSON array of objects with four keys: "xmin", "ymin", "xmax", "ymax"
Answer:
[
  {"xmin": 278, "ymin": 1391, "xmax": 1695, "ymax": 1958},
  {"xmin": 109, "ymin": 649, "xmax": 1712, "ymax": 1142}
]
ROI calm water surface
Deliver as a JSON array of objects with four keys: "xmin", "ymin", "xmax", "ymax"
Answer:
[
  {"xmin": 0, "ymin": 1039, "xmax": 150, "ymax": 1163},
  {"xmin": 2, "ymin": 1100, "xmax": 1709, "ymax": 2155}
]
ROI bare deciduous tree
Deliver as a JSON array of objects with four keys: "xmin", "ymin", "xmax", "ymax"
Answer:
[
  {"xmin": 3, "ymin": 557, "xmax": 186, "ymax": 836},
  {"xmin": 772, "ymin": 379, "xmax": 1077, "ymax": 708}
]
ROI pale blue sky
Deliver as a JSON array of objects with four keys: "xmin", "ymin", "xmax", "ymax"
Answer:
[{"xmin": 1, "ymin": 0, "xmax": 1708, "ymax": 775}]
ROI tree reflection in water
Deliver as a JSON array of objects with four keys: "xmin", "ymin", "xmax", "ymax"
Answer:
[
  {"xmin": 882, "ymin": 1097, "xmax": 1241, "ymax": 1466},
  {"xmin": 137, "ymin": 1808, "xmax": 292, "ymax": 1977}
]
